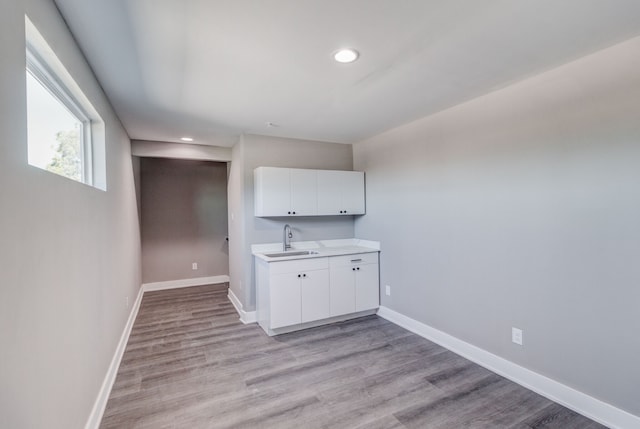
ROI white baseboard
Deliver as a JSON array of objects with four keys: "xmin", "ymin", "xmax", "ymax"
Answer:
[
  {"xmin": 142, "ymin": 275, "xmax": 229, "ymax": 292},
  {"xmin": 84, "ymin": 285, "xmax": 144, "ymax": 429},
  {"xmin": 376, "ymin": 306, "xmax": 639, "ymax": 429},
  {"xmin": 227, "ymin": 288, "xmax": 257, "ymax": 324}
]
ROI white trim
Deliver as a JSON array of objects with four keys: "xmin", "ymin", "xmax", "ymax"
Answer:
[
  {"xmin": 84, "ymin": 286, "xmax": 144, "ymax": 429},
  {"xmin": 376, "ymin": 306, "xmax": 640, "ymax": 429},
  {"xmin": 142, "ymin": 275, "xmax": 229, "ymax": 292},
  {"xmin": 227, "ymin": 288, "xmax": 257, "ymax": 324}
]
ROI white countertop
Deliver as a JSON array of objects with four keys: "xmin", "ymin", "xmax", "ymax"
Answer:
[{"xmin": 252, "ymin": 238, "xmax": 380, "ymax": 262}]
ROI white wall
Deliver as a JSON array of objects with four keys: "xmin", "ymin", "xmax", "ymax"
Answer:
[
  {"xmin": 0, "ymin": 0, "xmax": 141, "ymax": 427},
  {"xmin": 354, "ymin": 36, "xmax": 640, "ymax": 417},
  {"xmin": 227, "ymin": 136, "xmax": 247, "ymax": 309},
  {"xmin": 228, "ymin": 134, "xmax": 355, "ymax": 311}
]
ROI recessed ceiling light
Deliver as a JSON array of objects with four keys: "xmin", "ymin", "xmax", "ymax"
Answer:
[
  {"xmin": 180, "ymin": 137, "xmax": 194, "ymax": 142},
  {"xmin": 334, "ymin": 48, "xmax": 359, "ymax": 63}
]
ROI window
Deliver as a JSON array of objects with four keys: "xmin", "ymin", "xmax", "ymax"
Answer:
[
  {"xmin": 26, "ymin": 55, "xmax": 89, "ymax": 183},
  {"xmin": 25, "ymin": 16, "xmax": 106, "ymax": 190}
]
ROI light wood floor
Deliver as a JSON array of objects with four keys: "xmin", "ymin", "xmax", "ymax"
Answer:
[{"xmin": 100, "ymin": 284, "xmax": 607, "ymax": 429}]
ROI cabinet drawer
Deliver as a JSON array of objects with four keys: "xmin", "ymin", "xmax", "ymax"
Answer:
[
  {"xmin": 270, "ymin": 257, "xmax": 328, "ymax": 275},
  {"xmin": 329, "ymin": 252, "xmax": 378, "ymax": 268}
]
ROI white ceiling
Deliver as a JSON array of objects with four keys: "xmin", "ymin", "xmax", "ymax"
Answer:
[{"xmin": 53, "ymin": 0, "xmax": 640, "ymax": 147}]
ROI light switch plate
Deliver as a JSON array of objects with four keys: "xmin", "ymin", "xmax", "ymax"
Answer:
[{"xmin": 512, "ymin": 327, "xmax": 523, "ymax": 345}]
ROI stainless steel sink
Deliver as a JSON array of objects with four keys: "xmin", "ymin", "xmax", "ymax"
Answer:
[{"xmin": 263, "ymin": 250, "xmax": 320, "ymax": 258}]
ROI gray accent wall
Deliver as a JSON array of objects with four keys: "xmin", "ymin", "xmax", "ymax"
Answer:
[
  {"xmin": 228, "ymin": 134, "xmax": 355, "ymax": 311},
  {"xmin": 353, "ymin": 36, "xmax": 640, "ymax": 416},
  {"xmin": 140, "ymin": 158, "xmax": 229, "ymax": 284},
  {"xmin": 0, "ymin": 0, "xmax": 142, "ymax": 428}
]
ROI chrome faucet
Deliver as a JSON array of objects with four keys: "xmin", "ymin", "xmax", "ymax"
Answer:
[{"xmin": 283, "ymin": 224, "xmax": 293, "ymax": 251}]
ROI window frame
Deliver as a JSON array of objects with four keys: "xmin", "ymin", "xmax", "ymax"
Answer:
[{"xmin": 26, "ymin": 43, "xmax": 94, "ymax": 186}]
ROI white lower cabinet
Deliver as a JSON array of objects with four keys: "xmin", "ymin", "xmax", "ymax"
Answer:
[
  {"xmin": 256, "ymin": 252, "xmax": 379, "ymax": 335},
  {"xmin": 355, "ymin": 263, "xmax": 380, "ymax": 311},
  {"xmin": 300, "ymin": 269, "xmax": 330, "ymax": 323},
  {"xmin": 329, "ymin": 252, "xmax": 380, "ymax": 316},
  {"xmin": 269, "ymin": 269, "xmax": 330, "ymax": 328},
  {"xmin": 258, "ymin": 257, "xmax": 330, "ymax": 331},
  {"xmin": 329, "ymin": 264, "xmax": 356, "ymax": 317},
  {"xmin": 269, "ymin": 272, "xmax": 302, "ymax": 329}
]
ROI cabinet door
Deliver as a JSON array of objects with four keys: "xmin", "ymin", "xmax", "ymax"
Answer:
[
  {"xmin": 341, "ymin": 171, "xmax": 365, "ymax": 215},
  {"xmin": 270, "ymin": 273, "xmax": 301, "ymax": 329},
  {"xmin": 316, "ymin": 170, "xmax": 343, "ymax": 215},
  {"xmin": 301, "ymin": 269, "xmax": 330, "ymax": 323},
  {"xmin": 255, "ymin": 167, "xmax": 291, "ymax": 216},
  {"xmin": 290, "ymin": 169, "xmax": 317, "ymax": 215},
  {"xmin": 329, "ymin": 265, "xmax": 356, "ymax": 317},
  {"xmin": 317, "ymin": 170, "xmax": 365, "ymax": 215},
  {"xmin": 355, "ymin": 263, "xmax": 379, "ymax": 312}
]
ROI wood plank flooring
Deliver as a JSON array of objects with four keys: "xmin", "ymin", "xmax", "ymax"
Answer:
[{"xmin": 100, "ymin": 284, "xmax": 607, "ymax": 429}]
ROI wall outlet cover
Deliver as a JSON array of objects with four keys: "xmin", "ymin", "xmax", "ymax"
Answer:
[
  {"xmin": 512, "ymin": 327, "xmax": 523, "ymax": 345},
  {"xmin": 385, "ymin": 285, "xmax": 391, "ymax": 296}
]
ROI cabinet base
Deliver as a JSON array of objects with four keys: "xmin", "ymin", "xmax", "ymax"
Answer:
[{"xmin": 261, "ymin": 308, "xmax": 378, "ymax": 336}]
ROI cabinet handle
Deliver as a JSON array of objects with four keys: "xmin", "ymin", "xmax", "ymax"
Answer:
[
  {"xmin": 297, "ymin": 274, "xmax": 301, "ymax": 278},
  {"xmin": 352, "ymin": 267, "xmax": 355, "ymax": 271},
  {"xmin": 288, "ymin": 211, "xmax": 291, "ymax": 214},
  {"xmin": 303, "ymin": 273, "xmax": 307, "ymax": 277},
  {"xmin": 351, "ymin": 259, "xmax": 362, "ymax": 262},
  {"xmin": 293, "ymin": 211, "xmax": 296, "ymax": 214},
  {"xmin": 344, "ymin": 210, "xmax": 348, "ymax": 214},
  {"xmin": 356, "ymin": 267, "xmax": 360, "ymax": 271}
]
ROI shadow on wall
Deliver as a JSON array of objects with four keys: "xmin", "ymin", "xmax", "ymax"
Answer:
[{"xmin": 140, "ymin": 158, "xmax": 229, "ymax": 283}]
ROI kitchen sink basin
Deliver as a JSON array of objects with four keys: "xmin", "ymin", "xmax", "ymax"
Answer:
[{"xmin": 263, "ymin": 250, "xmax": 320, "ymax": 258}]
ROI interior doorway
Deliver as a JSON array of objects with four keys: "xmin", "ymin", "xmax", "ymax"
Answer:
[{"xmin": 138, "ymin": 157, "xmax": 229, "ymax": 285}]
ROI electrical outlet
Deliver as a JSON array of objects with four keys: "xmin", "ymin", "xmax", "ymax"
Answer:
[
  {"xmin": 512, "ymin": 327, "xmax": 523, "ymax": 346},
  {"xmin": 125, "ymin": 296, "xmax": 129, "ymax": 308},
  {"xmin": 192, "ymin": 262, "xmax": 198, "ymax": 270},
  {"xmin": 385, "ymin": 285, "xmax": 391, "ymax": 296}
]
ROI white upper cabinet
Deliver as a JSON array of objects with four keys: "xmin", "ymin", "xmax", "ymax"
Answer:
[
  {"xmin": 290, "ymin": 168, "xmax": 317, "ymax": 216},
  {"xmin": 317, "ymin": 170, "xmax": 365, "ymax": 215},
  {"xmin": 254, "ymin": 167, "xmax": 317, "ymax": 216},
  {"xmin": 255, "ymin": 167, "xmax": 365, "ymax": 217},
  {"xmin": 254, "ymin": 167, "xmax": 290, "ymax": 216}
]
